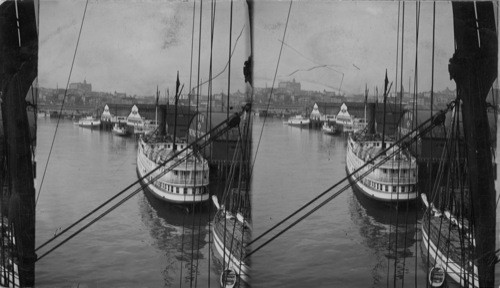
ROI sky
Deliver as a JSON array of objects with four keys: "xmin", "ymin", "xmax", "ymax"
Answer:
[
  {"xmin": 39, "ymin": 0, "xmax": 251, "ymax": 97},
  {"xmin": 253, "ymin": 1, "xmax": 457, "ymax": 95},
  {"xmin": 39, "ymin": 0, "xmax": 460, "ymax": 97}
]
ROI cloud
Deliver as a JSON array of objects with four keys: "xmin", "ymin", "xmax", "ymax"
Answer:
[
  {"xmin": 365, "ymin": 6, "xmax": 382, "ymax": 16},
  {"xmin": 160, "ymin": 10, "xmax": 184, "ymax": 49}
]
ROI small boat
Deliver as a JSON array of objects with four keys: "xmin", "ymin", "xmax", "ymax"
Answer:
[
  {"xmin": 220, "ymin": 269, "xmax": 237, "ymax": 288},
  {"xmin": 287, "ymin": 115, "xmax": 310, "ymax": 127},
  {"xmin": 428, "ymin": 265, "xmax": 445, "ymax": 287},
  {"xmin": 321, "ymin": 121, "xmax": 340, "ymax": 135},
  {"xmin": 112, "ymin": 123, "xmax": 129, "ymax": 136},
  {"xmin": 78, "ymin": 116, "xmax": 101, "ymax": 129}
]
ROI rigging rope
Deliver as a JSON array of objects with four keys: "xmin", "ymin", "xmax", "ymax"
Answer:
[
  {"xmin": 386, "ymin": 4, "xmax": 402, "ymax": 286},
  {"xmin": 36, "ymin": 120, "xmax": 233, "ymax": 262},
  {"xmin": 246, "ymin": 106, "xmax": 452, "ymax": 258},
  {"xmin": 180, "ymin": 2, "xmax": 198, "ymax": 286},
  {"xmin": 205, "ymin": 0, "xmax": 217, "ymax": 286},
  {"xmin": 425, "ymin": 3, "xmax": 436, "ymax": 287},
  {"xmin": 402, "ymin": 2, "xmax": 420, "ymax": 287},
  {"xmin": 189, "ymin": 0, "xmax": 204, "ymax": 283},
  {"xmin": 391, "ymin": 2, "xmax": 405, "ymax": 286},
  {"xmin": 35, "ymin": 111, "xmax": 242, "ymax": 258},
  {"xmin": 36, "ymin": 0, "xmax": 89, "ymax": 206},
  {"xmin": 251, "ymin": 0, "xmax": 293, "ymax": 180}
]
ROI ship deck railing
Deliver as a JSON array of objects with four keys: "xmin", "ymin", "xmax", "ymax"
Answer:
[
  {"xmin": 362, "ymin": 174, "xmax": 417, "ymax": 185},
  {"xmin": 422, "ymin": 212, "xmax": 476, "ymax": 270},
  {"xmin": 156, "ymin": 176, "xmax": 209, "ymax": 186}
]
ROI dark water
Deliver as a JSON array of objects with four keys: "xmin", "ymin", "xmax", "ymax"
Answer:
[
  {"xmin": 36, "ymin": 118, "xmax": 220, "ymax": 287},
  {"xmin": 251, "ymin": 118, "xmax": 430, "ymax": 288}
]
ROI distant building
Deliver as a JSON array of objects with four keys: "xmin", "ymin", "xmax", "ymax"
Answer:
[
  {"xmin": 69, "ymin": 79, "xmax": 92, "ymax": 93},
  {"xmin": 278, "ymin": 78, "xmax": 301, "ymax": 94}
]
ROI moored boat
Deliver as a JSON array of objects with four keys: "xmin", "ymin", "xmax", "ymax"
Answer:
[
  {"xmin": 112, "ymin": 123, "xmax": 129, "ymax": 136},
  {"xmin": 211, "ymin": 106, "xmax": 252, "ymax": 286},
  {"xmin": 78, "ymin": 116, "xmax": 101, "ymax": 129},
  {"xmin": 219, "ymin": 268, "xmax": 237, "ymax": 288},
  {"xmin": 346, "ymin": 133, "xmax": 418, "ymax": 202},
  {"xmin": 136, "ymin": 135, "xmax": 210, "ymax": 204},
  {"xmin": 428, "ymin": 265, "xmax": 446, "ymax": 288},
  {"xmin": 419, "ymin": 3, "xmax": 497, "ymax": 287},
  {"xmin": 321, "ymin": 121, "xmax": 340, "ymax": 135},
  {"xmin": 212, "ymin": 196, "xmax": 251, "ymax": 285},
  {"xmin": 287, "ymin": 115, "xmax": 309, "ymax": 127}
]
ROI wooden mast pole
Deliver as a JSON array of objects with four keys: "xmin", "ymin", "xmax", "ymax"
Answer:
[
  {"xmin": 0, "ymin": 1, "xmax": 38, "ymax": 286},
  {"xmin": 449, "ymin": 2, "xmax": 497, "ymax": 287}
]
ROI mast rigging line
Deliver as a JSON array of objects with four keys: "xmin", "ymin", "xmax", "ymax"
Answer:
[
  {"xmin": 189, "ymin": 24, "xmax": 246, "ymax": 94},
  {"xmin": 36, "ymin": 0, "xmax": 90, "ymax": 207},
  {"xmin": 36, "ymin": 115, "xmax": 239, "ymax": 262},
  {"xmin": 34, "ymin": 109, "xmax": 245, "ymax": 259},
  {"xmin": 245, "ymin": 103, "xmax": 454, "ymax": 258},
  {"xmin": 252, "ymin": 0, "xmax": 293, "ymax": 179}
]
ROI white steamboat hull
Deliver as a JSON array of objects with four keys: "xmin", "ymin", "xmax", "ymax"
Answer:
[
  {"xmin": 136, "ymin": 148, "xmax": 209, "ymax": 204},
  {"xmin": 112, "ymin": 127, "xmax": 128, "ymax": 136},
  {"xmin": 212, "ymin": 228, "xmax": 250, "ymax": 284},
  {"xmin": 79, "ymin": 120, "xmax": 100, "ymax": 128},
  {"xmin": 422, "ymin": 228, "xmax": 479, "ymax": 288},
  {"xmin": 346, "ymin": 142, "xmax": 417, "ymax": 202},
  {"xmin": 347, "ymin": 168, "xmax": 417, "ymax": 201},
  {"xmin": 288, "ymin": 120, "xmax": 310, "ymax": 127}
]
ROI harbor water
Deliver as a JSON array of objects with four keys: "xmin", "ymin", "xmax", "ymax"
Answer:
[
  {"xmin": 36, "ymin": 118, "xmax": 220, "ymax": 287},
  {"xmin": 35, "ymin": 116, "xmax": 492, "ymax": 287},
  {"xmin": 252, "ymin": 118, "xmax": 431, "ymax": 288}
]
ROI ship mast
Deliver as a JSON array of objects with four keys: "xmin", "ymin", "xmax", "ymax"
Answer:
[
  {"xmin": 364, "ymin": 84, "xmax": 368, "ymax": 127},
  {"xmin": 0, "ymin": 1, "xmax": 38, "ymax": 286},
  {"xmin": 449, "ymin": 2, "xmax": 497, "ymax": 287},
  {"xmin": 382, "ymin": 70, "xmax": 388, "ymax": 149},
  {"xmin": 173, "ymin": 72, "xmax": 180, "ymax": 150}
]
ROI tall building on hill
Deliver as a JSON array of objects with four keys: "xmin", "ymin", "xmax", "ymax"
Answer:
[
  {"xmin": 69, "ymin": 79, "xmax": 92, "ymax": 93},
  {"xmin": 278, "ymin": 78, "xmax": 301, "ymax": 94}
]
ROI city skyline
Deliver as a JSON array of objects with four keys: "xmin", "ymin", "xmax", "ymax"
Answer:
[{"xmin": 40, "ymin": 1, "xmax": 457, "ymax": 97}]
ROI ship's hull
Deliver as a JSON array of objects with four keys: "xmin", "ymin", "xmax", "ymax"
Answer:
[
  {"xmin": 345, "ymin": 136, "xmax": 418, "ymax": 202},
  {"xmin": 78, "ymin": 120, "xmax": 101, "ymax": 128},
  {"xmin": 422, "ymin": 225, "xmax": 478, "ymax": 288},
  {"xmin": 212, "ymin": 223, "xmax": 250, "ymax": 284},
  {"xmin": 287, "ymin": 120, "xmax": 310, "ymax": 127},
  {"xmin": 136, "ymin": 142, "xmax": 209, "ymax": 204},
  {"xmin": 112, "ymin": 126, "xmax": 129, "ymax": 137},
  {"xmin": 346, "ymin": 166, "xmax": 418, "ymax": 202},
  {"xmin": 322, "ymin": 125, "xmax": 340, "ymax": 135}
]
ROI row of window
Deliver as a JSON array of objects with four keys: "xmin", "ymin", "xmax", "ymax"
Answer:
[
  {"xmin": 347, "ymin": 156, "xmax": 415, "ymax": 194},
  {"xmin": 381, "ymin": 168, "xmax": 416, "ymax": 177},
  {"xmin": 149, "ymin": 176, "xmax": 207, "ymax": 195},
  {"xmin": 155, "ymin": 167, "xmax": 208, "ymax": 180},
  {"xmin": 360, "ymin": 176, "xmax": 415, "ymax": 193}
]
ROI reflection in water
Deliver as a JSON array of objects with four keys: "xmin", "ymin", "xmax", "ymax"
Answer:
[
  {"xmin": 350, "ymin": 187, "xmax": 422, "ymax": 287},
  {"xmin": 139, "ymin": 189, "xmax": 212, "ymax": 286}
]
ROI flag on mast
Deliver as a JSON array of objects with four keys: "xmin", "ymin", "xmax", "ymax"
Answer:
[
  {"xmin": 384, "ymin": 69, "xmax": 389, "ymax": 99},
  {"xmin": 176, "ymin": 71, "xmax": 180, "ymax": 99},
  {"xmin": 156, "ymin": 85, "xmax": 159, "ymax": 106}
]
